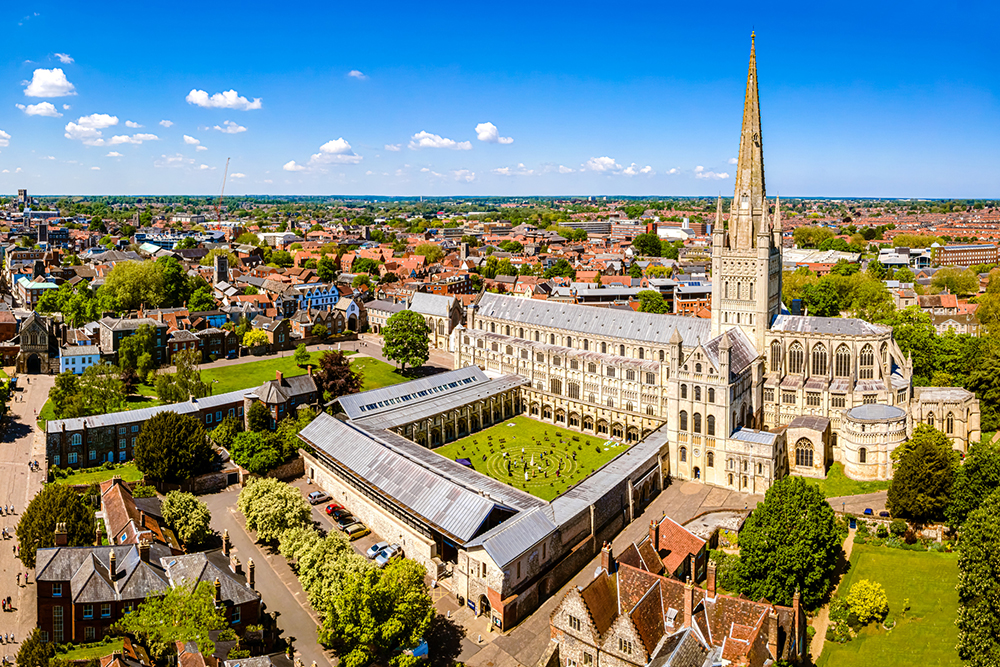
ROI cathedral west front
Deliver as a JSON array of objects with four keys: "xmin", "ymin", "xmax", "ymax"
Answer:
[{"xmin": 452, "ymin": 36, "xmax": 979, "ymax": 492}]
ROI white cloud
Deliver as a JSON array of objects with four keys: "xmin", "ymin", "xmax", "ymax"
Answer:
[
  {"xmin": 15, "ymin": 167, "xmax": 22, "ymax": 173},
  {"xmin": 408, "ymin": 131, "xmax": 472, "ymax": 150},
  {"xmin": 623, "ymin": 163, "xmax": 654, "ymax": 176},
  {"xmin": 199, "ymin": 164, "xmax": 213, "ymax": 170},
  {"xmin": 347, "ymin": 70, "xmax": 368, "ymax": 80},
  {"xmin": 154, "ymin": 153, "xmax": 195, "ymax": 168},
  {"xmin": 196, "ymin": 145, "xmax": 208, "ymax": 151},
  {"xmin": 62, "ymin": 104, "xmax": 71, "ymax": 110},
  {"xmin": 213, "ymin": 120, "xmax": 247, "ymax": 134},
  {"xmin": 452, "ymin": 169, "xmax": 476, "ymax": 182},
  {"xmin": 284, "ymin": 138, "xmax": 363, "ymax": 172},
  {"xmin": 694, "ymin": 165, "xmax": 730, "ymax": 180},
  {"xmin": 728, "ymin": 157, "xmax": 738, "ymax": 164},
  {"xmin": 24, "ymin": 68, "xmax": 76, "ymax": 97},
  {"xmin": 16, "ymin": 102, "xmax": 62, "ymax": 117},
  {"xmin": 183, "ymin": 135, "xmax": 201, "ymax": 145},
  {"xmin": 186, "ymin": 88, "xmax": 262, "ymax": 110},
  {"xmin": 230, "ymin": 172, "xmax": 246, "ymax": 179},
  {"xmin": 558, "ymin": 165, "xmax": 574, "ymax": 174},
  {"xmin": 108, "ymin": 133, "xmax": 159, "ymax": 145},
  {"xmin": 106, "ymin": 151, "xmax": 123, "ymax": 157},
  {"xmin": 159, "ymin": 119, "xmax": 173, "ymax": 128},
  {"xmin": 666, "ymin": 167, "xmax": 679, "ymax": 175},
  {"xmin": 475, "ymin": 122, "xmax": 513, "ymax": 144},
  {"xmin": 64, "ymin": 113, "xmax": 119, "ymax": 146},
  {"xmin": 493, "ymin": 163, "xmax": 534, "ymax": 177},
  {"xmin": 384, "ymin": 143, "xmax": 402, "ymax": 152},
  {"xmin": 125, "ymin": 120, "xmax": 142, "ymax": 129},
  {"xmin": 54, "ymin": 53, "xmax": 74, "ymax": 64},
  {"xmin": 283, "ymin": 160, "xmax": 306, "ymax": 172},
  {"xmin": 90, "ymin": 166, "xmax": 100, "ymax": 171},
  {"xmin": 0, "ymin": 130, "xmax": 11, "ymax": 147},
  {"xmin": 584, "ymin": 156, "xmax": 622, "ymax": 172},
  {"xmin": 42, "ymin": 155, "xmax": 55, "ymax": 160}
]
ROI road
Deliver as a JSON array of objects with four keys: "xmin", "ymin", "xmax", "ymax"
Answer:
[{"xmin": 0, "ymin": 372, "xmax": 53, "ymax": 649}]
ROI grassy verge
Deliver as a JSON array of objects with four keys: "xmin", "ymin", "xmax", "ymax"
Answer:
[
  {"xmin": 38, "ymin": 397, "xmax": 56, "ymax": 430},
  {"xmin": 797, "ymin": 462, "xmax": 891, "ymax": 498},
  {"xmin": 56, "ymin": 638, "xmax": 125, "ymax": 661},
  {"xmin": 53, "ymin": 462, "xmax": 144, "ymax": 486},
  {"xmin": 816, "ymin": 543, "xmax": 959, "ymax": 667}
]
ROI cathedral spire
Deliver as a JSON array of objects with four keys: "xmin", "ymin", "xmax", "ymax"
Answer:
[{"xmin": 731, "ymin": 33, "xmax": 766, "ymax": 250}]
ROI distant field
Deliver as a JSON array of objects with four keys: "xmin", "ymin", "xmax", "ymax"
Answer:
[{"xmin": 433, "ymin": 416, "xmax": 629, "ymax": 502}]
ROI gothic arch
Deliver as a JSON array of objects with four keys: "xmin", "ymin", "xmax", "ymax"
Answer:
[{"xmin": 811, "ymin": 344, "xmax": 827, "ymax": 376}]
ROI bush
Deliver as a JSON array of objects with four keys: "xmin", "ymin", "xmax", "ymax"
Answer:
[
  {"xmin": 876, "ymin": 524, "xmax": 889, "ymax": 538},
  {"xmin": 904, "ymin": 528, "xmax": 918, "ymax": 544},
  {"xmin": 131, "ymin": 484, "xmax": 157, "ymax": 498},
  {"xmin": 890, "ymin": 518, "xmax": 906, "ymax": 536},
  {"xmin": 103, "ymin": 461, "xmax": 116, "ymax": 471},
  {"xmin": 846, "ymin": 579, "xmax": 889, "ymax": 625}
]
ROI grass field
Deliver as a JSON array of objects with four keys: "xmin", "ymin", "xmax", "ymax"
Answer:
[
  {"xmin": 433, "ymin": 416, "xmax": 629, "ymax": 502},
  {"xmin": 54, "ymin": 462, "xmax": 144, "ymax": 486},
  {"xmin": 817, "ymin": 543, "xmax": 960, "ymax": 667},
  {"xmin": 199, "ymin": 351, "xmax": 329, "ymax": 393},
  {"xmin": 797, "ymin": 462, "xmax": 891, "ymax": 498},
  {"xmin": 351, "ymin": 356, "xmax": 411, "ymax": 390},
  {"xmin": 56, "ymin": 638, "xmax": 124, "ymax": 661}
]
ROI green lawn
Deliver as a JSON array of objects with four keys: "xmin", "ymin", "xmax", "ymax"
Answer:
[
  {"xmin": 54, "ymin": 462, "xmax": 144, "ymax": 486},
  {"xmin": 433, "ymin": 416, "xmax": 629, "ymax": 502},
  {"xmin": 200, "ymin": 351, "xmax": 330, "ymax": 393},
  {"xmin": 56, "ymin": 638, "xmax": 124, "ymax": 661},
  {"xmin": 37, "ymin": 397, "xmax": 56, "ymax": 430},
  {"xmin": 797, "ymin": 462, "xmax": 891, "ymax": 498},
  {"xmin": 817, "ymin": 543, "xmax": 960, "ymax": 667},
  {"xmin": 352, "ymin": 356, "xmax": 411, "ymax": 390}
]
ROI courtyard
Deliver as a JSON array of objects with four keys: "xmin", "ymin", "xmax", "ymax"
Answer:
[
  {"xmin": 817, "ymin": 543, "xmax": 960, "ymax": 667},
  {"xmin": 433, "ymin": 415, "xmax": 630, "ymax": 501}
]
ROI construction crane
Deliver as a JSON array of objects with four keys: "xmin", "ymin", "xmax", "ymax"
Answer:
[{"xmin": 215, "ymin": 157, "xmax": 230, "ymax": 222}]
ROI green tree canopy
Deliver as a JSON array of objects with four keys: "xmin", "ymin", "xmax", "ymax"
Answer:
[
  {"xmin": 294, "ymin": 343, "xmax": 311, "ymax": 367},
  {"xmin": 636, "ymin": 290, "xmax": 668, "ymax": 314},
  {"xmin": 243, "ymin": 328, "xmax": 269, "ymax": 348},
  {"xmin": 161, "ymin": 491, "xmax": 212, "ymax": 548},
  {"xmin": 543, "ymin": 258, "xmax": 576, "ymax": 279},
  {"xmin": 734, "ymin": 476, "xmax": 842, "ymax": 609},
  {"xmin": 632, "ymin": 233, "xmax": 661, "ymax": 257},
  {"xmin": 16, "ymin": 484, "xmax": 97, "ymax": 567},
  {"xmin": 17, "ymin": 629, "xmax": 56, "ymax": 667},
  {"xmin": 237, "ymin": 477, "xmax": 312, "ymax": 542},
  {"xmin": 382, "ymin": 310, "xmax": 430, "ymax": 371},
  {"xmin": 957, "ymin": 488, "xmax": 1000, "ymax": 664},
  {"xmin": 135, "ymin": 411, "xmax": 213, "ymax": 484},
  {"xmin": 154, "ymin": 349, "xmax": 212, "ymax": 403},
  {"xmin": 793, "ymin": 226, "xmax": 835, "ymax": 248},
  {"xmin": 414, "ymin": 243, "xmax": 445, "ymax": 263},
  {"xmin": 317, "ymin": 256, "xmax": 338, "ymax": 282},
  {"xmin": 247, "ymin": 400, "xmax": 271, "ymax": 432},
  {"xmin": 231, "ymin": 430, "xmax": 283, "ymax": 474},
  {"xmin": 316, "ymin": 350, "xmax": 363, "ymax": 401},
  {"xmin": 887, "ymin": 424, "xmax": 957, "ymax": 524},
  {"xmin": 115, "ymin": 581, "xmax": 227, "ymax": 661},
  {"xmin": 947, "ymin": 436, "xmax": 1000, "ymax": 530}
]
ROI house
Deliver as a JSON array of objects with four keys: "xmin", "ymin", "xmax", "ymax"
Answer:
[
  {"xmin": 931, "ymin": 312, "xmax": 981, "ymax": 336},
  {"xmin": 366, "ymin": 299, "xmax": 406, "ymax": 334},
  {"xmin": 408, "ymin": 292, "xmax": 464, "ymax": 348},
  {"xmin": 161, "ymin": 541, "xmax": 262, "ymax": 629},
  {"xmin": 244, "ymin": 370, "xmax": 319, "ymax": 428},
  {"xmin": 917, "ymin": 293, "xmax": 959, "ymax": 316},
  {"xmin": 251, "ymin": 316, "xmax": 292, "ymax": 353},
  {"xmin": 59, "ymin": 344, "xmax": 101, "ymax": 375},
  {"xmin": 334, "ymin": 296, "xmax": 365, "ymax": 332},
  {"xmin": 98, "ymin": 317, "xmax": 169, "ymax": 365},
  {"xmin": 99, "ymin": 477, "xmax": 183, "ymax": 553},
  {"xmin": 0, "ymin": 309, "xmax": 18, "ymax": 341}
]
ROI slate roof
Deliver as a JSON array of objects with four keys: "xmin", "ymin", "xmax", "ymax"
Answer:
[
  {"xmin": 250, "ymin": 373, "xmax": 317, "ymax": 405},
  {"xmin": 48, "ymin": 389, "xmax": 249, "ymax": 433},
  {"xmin": 410, "ymin": 292, "xmax": 457, "ymax": 317},
  {"xmin": 161, "ymin": 549, "xmax": 259, "ymax": 606},
  {"xmin": 365, "ymin": 299, "xmax": 406, "ymax": 314},
  {"xmin": 35, "ymin": 544, "xmax": 172, "ymax": 603},
  {"xmin": 476, "ymin": 293, "xmax": 711, "ymax": 347},
  {"xmin": 770, "ymin": 314, "xmax": 889, "ymax": 337},
  {"xmin": 702, "ymin": 328, "xmax": 758, "ymax": 377},
  {"xmin": 464, "ymin": 506, "xmax": 557, "ymax": 568},
  {"xmin": 786, "ymin": 415, "xmax": 830, "ymax": 432}
]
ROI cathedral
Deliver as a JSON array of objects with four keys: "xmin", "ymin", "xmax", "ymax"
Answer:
[{"xmin": 453, "ymin": 36, "xmax": 979, "ymax": 492}]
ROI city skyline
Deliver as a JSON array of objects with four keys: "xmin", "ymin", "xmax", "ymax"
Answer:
[{"xmin": 0, "ymin": 1, "xmax": 998, "ymax": 197}]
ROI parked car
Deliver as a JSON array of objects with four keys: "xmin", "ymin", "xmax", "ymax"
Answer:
[
  {"xmin": 308, "ymin": 491, "xmax": 331, "ymax": 505},
  {"xmin": 366, "ymin": 541, "xmax": 390, "ymax": 559},
  {"xmin": 374, "ymin": 544, "xmax": 402, "ymax": 568},
  {"xmin": 863, "ymin": 508, "xmax": 873, "ymax": 516},
  {"xmin": 344, "ymin": 522, "xmax": 370, "ymax": 541},
  {"xmin": 335, "ymin": 513, "xmax": 356, "ymax": 530},
  {"xmin": 325, "ymin": 503, "xmax": 345, "ymax": 515},
  {"xmin": 878, "ymin": 511, "xmax": 890, "ymax": 518}
]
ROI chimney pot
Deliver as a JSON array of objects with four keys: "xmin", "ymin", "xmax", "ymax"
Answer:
[
  {"xmin": 222, "ymin": 529, "xmax": 231, "ymax": 556},
  {"xmin": 683, "ymin": 578, "xmax": 694, "ymax": 629},
  {"xmin": 248, "ymin": 558, "xmax": 256, "ymax": 589},
  {"xmin": 230, "ymin": 554, "xmax": 242, "ymax": 575},
  {"xmin": 138, "ymin": 540, "xmax": 150, "ymax": 563},
  {"xmin": 276, "ymin": 370, "xmax": 283, "ymax": 383},
  {"xmin": 214, "ymin": 576, "xmax": 222, "ymax": 601},
  {"xmin": 600, "ymin": 541, "xmax": 614, "ymax": 573},
  {"xmin": 54, "ymin": 522, "xmax": 68, "ymax": 547},
  {"xmin": 110, "ymin": 550, "xmax": 118, "ymax": 578}
]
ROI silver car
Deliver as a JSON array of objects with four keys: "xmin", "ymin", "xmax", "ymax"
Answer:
[
  {"xmin": 366, "ymin": 541, "xmax": 390, "ymax": 559},
  {"xmin": 374, "ymin": 544, "xmax": 402, "ymax": 568}
]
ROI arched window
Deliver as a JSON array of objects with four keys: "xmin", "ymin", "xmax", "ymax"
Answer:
[
  {"xmin": 707, "ymin": 415, "xmax": 716, "ymax": 436},
  {"xmin": 788, "ymin": 342, "xmax": 804, "ymax": 374},
  {"xmin": 724, "ymin": 282, "xmax": 729, "ymax": 299},
  {"xmin": 728, "ymin": 473, "xmax": 734, "ymax": 486},
  {"xmin": 757, "ymin": 463, "xmax": 762, "ymax": 475},
  {"xmin": 518, "ymin": 327, "xmax": 524, "ymax": 338},
  {"xmin": 946, "ymin": 412, "xmax": 955, "ymax": 434},
  {"xmin": 550, "ymin": 333, "xmax": 556, "ymax": 345},
  {"xmin": 750, "ymin": 282, "xmax": 755, "ymax": 300},
  {"xmin": 835, "ymin": 345, "xmax": 851, "ymax": 377},
  {"xmin": 601, "ymin": 342, "xmax": 607, "ymax": 354},
  {"xmin": 694, "ymin": 386, "xmax": 701, "ymax": 401},
  {"xmin": 680, "ymin": 446, "xmax": 687, "ymax": 463},
  {"xmin": 859, "ymin": 447, "xmax": 867, "ymax": 464},
  {"xmin": 566, "ymin": 336, "xmax": 573, "ymax": 348},
  {"xmin": 588, "ymin": 362, "xmax": 597, "ymax": 373},
  {"xmin": 881, "ymin": 342, "xmax": 888, "ymax": 363},
  {"xmin": 926, "ymin": 412, "xmax": 934, "ymax": 426},
  {"xmin": 505, "ymin": 325, "xmax": 510, "ymax": 336},
  {"xmin": 659, "ymin": 350, "xmax": 665, "ymax": 362},
  {"xmin": 770, "ymin": 340, "xmax": 781, "ymax": 373},
  {"xmin": 490, "ymin": 322, "xmax": 496, "ymax": 333},
  {"xmin": 638, "ymin": 348, "xmax": 644, "ymax": 360},
  {"xmin": 681, "ymin": 384, "xmax": 688, "ymax": 399},
  {"xmin": 535, "ymin": 331, "xmax": 540, "ymax": 342},
  {"xmin": 505, "ymin": 345, "xmax": 513, "ymax": 355},
  {"xmin": 693, "ymin": 413, "xmax": 702, "ymax": 434},
  {"xmin": 859, "ymin": 344, "xmax": 875, "ymax": 379},
  {"xmin": 71, "ymin": 433, "xmax": 82, "ymax": 446},
  {"xmin": 708, "ymin": 388, "xmax": 715, "ymax": 403},
  {"xmin": 795, "ymin": 439, "xmax": 813, "ymax": 467},
  {"xmin": 695, "ymin": 362, "xmax": 702, "ymax": 373},
  {"xmin": 812, "ymin": 344, "xmax": 827, "ymax": 376},
  {"xmin": 620, "ymin": 345, "xmax": 626, "ymax": 357},
  {"xmin": 568, "ymin": 382, "xmax": 580, "ymax": 399},
  {"xmin": 707, "ymin": 452, "xmax": 715, "ymax": 467},
  {"xmin": 550, "ymin": 379, "xmax": 562, "ymax": 395},
  {"xmin": 679, "ymin": 411, "xmax": 688, "ymax": 431}
]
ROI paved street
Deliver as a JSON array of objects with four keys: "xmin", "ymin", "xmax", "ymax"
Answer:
[
  {"xmin": 829, "ymin": 490, "xmax": 888, "ymax": 516},
  {"xmin": 0, "ymin": 372, "xmax": 53, "ymax": 650}
]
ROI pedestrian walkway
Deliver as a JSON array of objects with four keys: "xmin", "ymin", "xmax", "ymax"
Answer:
[{"xmin": 809, "ymin": 527, "xmax": 857, "ymax": 659}]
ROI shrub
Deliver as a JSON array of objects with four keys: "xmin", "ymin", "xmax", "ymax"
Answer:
[
  {"xmin": 131, "ymin": 484, "xmax": 157, "ymax": 498},
  {"xmin": 876, "ymin": 524, "xmax": 889, "ymax": 538},
  {"xmin": 846, "ymin": 579, "xmax": 889, "ymax": 625},
  {"xmin": 904, "ymin": 528, "xmax": 918, "ymax": 544},
  {"xmin": 890, "ymin": 518, "xmax": 907, "ymax": 536}
]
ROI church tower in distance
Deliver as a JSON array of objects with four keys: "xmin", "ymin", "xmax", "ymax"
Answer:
[{"xmin": 710, "ymin": 33, "xmax": 784, "ymax": 353}]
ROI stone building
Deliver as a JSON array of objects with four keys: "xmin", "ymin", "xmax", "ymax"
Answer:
[{"xmin": 16, "ymin": 311, "xmax": 60, "ymax": 374}]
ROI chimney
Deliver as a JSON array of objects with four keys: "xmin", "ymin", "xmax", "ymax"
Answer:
[
  {"xmin": 138, "ymin": 540, "xmax": 150, "ymax": 563},
  {"xmin": 707, "ymin": 560, "xmax": 717, "ymax": 598},
  {"xmin": 54, "ymin": 522, "xmax": 68, "ymax": 547},
  {"xmin": 600, "ymin": 541, "xmax": 614, "ymax": 573},
  {"xmin": 276, "ymin": 370, "xmax": 283, "ymax": 383},
  {"xmin": 767, "ymin": 609, "xmax": 779, "ymax": 658},
  {"xmin": 139, "ymin": 511, "xmax": 146, "ymax": 528},
  {"xmin": 683, "ymin": 578, "xmax": 693, "ymax": 628},
  {"xmin": 649, "ymin": 519, "xmax": 659, "ymax": 552},
  {"xmin": 307, "ymin": 365, "xmax": 313, "ymax": 376},
  {"xmin": 222, "ymin": 529, "xmax": 231, "ymax": 557},
  {"xmin": 214, "ymin": 576, "xmax": 222, "ymax": 602},
  {"xmin": 110, "ymin": 550, "xmax": 117, "ymax": 578},
  {"xmin": 248, "ymin": 558, "xmax": 255, "ymax": 590},
  {"xmin": 230, "ymin": 554, "xmax": 242, "ymax": 575},
  {"xmin": 793, "ymin": 589, "xmax": 802, "ymax": 657},
  {"xmin": 689, "ymin": 553, "xmax": 697, "ymax": 583}
]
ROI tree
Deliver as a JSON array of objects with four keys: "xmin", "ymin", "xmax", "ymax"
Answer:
[
  {"xmin": 115, "ymin": 581, "xmax": 226, "ymax": 661},
  {"xmin": 793, "ymin": 226, "xmax": 835, "ymax": 248},
  {"xmin": 155, "ymin": 349, "xmax": 212, "ymax": 403},
  {"xmin": 846, "ymin": 579, "xmax": 889, "ymax": 625},
  {"xmin": 632, "ymin": 233, "xmax": 661, "ymax": 256},
  {"xmin": 209, "ymin": 415, "xmax": 242, "ymax": 449},
  {"xmin": 661, "ymin": 240, "xmax": 681, "ymax": 260},
  {"xmin": 636, "ymin": 290, "xmax": 668, "ymax": 314},
  {"xmin": 887, "ymin": 424, "xmax": 956, "ymax": 524},
  {"xmin": 316, "ymin": 350, "xmax": 363, "ymax": 400},
  {"xmin": 628, "ymin": 263, "xmax": 643, "ymax": 279},
  {"xmin": 933, "ymin": 267, "xmax": 979, "ymax": 296},
  {"xmin": 17, "ymin": 629, "xmax": 56, "ymax": 667},
  {"xmin": 958, "ymin": 489, "xmax": 1000, "ymax": 664},
  {"xmin": 802, "ymin": 280, "xmax": 842, "ymax": 317},
  {"xmin": 352, "ymin": 274, "xmax": 372, "ymax": 290},
  {"xmin": 947, "ymin": 437, "xmax": 1000, "ymax": 529},
  {"xmin": 119, "ymin": 324, "xmax": 158, "ymax": 377},
  {"xmin": 320, "ymin": 558, "xmax": 435, "ymax": 667},
  {"xmin": 318, "ymin": 256, "xmax": 338, "ymax": 282},
  {"xmin": 247, "ymin": 400, "xmax": 272, "ymax": 432},
  {"xmin": 275, "ymin": 406, "xmax": 317, "ymax": 460},
  {"xmin": 383, "ymin": 310, "xmax": 430, "ymax": 372},
  {"xmin": 894, "ymin": 266, "xmax": 916, "ymax": 283},
  {"xmin": 16, "ymin": 484, "xmax": 96, "ymax": 567},
  {"xmin": 78, "ymin": 362, "xmax": 128, "ymax": 416},
  {"xmin": 734, "ymin": 476, "xmax": 842, "ymax": 609},
  {"xmin": 134, "ymin": 411, "xmax": 213, "ymax": 484},
  {"xmin": 499, "ymin": 240, "xmax": 523, "ymax": 254},
  {"xmin": 312, "ymin": 323, "xmax": 329, "ymax": 338},
  {"xmin": 294, "ymin": 343, "xmax": 311, "ymax": 367},
  {"xmin": 161, "ymin": 491, "xmax": 212, "ymax": 548},
  {"xmin": 102, "ymin": 260, "xmax": 165, "ymax": 311},
  {"xmin": 414, "ymin": 243, "xmax": 445, "ymax": 263},
  {"xmin": 543, "ymin": 259, "xmax": 576, "ymax": 280},
  {"xmin": 49, "ymin": 371, "xmax": 80, "ymax": 417},
  {"xmin": 280, "ymin": 526, "xmax": 371, "ymax": 612},
  {"xmin": 188, "ymin": 286, "xmax": 217, "ymax": 312},
  {"xmin": 231, "ymin": 431, "xmax": 283, "ymax": 474},
  {"xmin": 237, "ymin": 477, "xmax": 311, "ymax": 542},
  {"xmin": 243, "ymin": 329, "xmax": 269, "ymax": 348},
  {"xmin": 646, "ymin": 264, "xmax": 671, "ymax": 278},
  {"xmin": 875, "ymin": 307, "xmax": 937, "ymax": 382},
  {"xmin": 850, "ymin": 279, "xmax": 895, "ymax": 322}
]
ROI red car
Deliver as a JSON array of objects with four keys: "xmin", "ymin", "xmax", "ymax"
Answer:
[{"xmin": 325, "ymin": 503, "xmax": 345, "ymax": 515}]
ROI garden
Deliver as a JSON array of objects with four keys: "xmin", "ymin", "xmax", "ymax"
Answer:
[
  {"xmin": 433, "ymin": 416, "xmax": 630, "ymax": 501},
  {"xmin": 796, "ymin": 462, "xmax": 891, "ymax": 498}
]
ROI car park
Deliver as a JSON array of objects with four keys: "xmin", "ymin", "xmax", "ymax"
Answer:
[
  {"xmin": 374, "ymin": 544, "xmax": 402, "ymax": 567},
  {"xmin": 335, "ymin": 513, "xmax": 356, "ymax": 530},
  {"xmin": 366, "ymin": 541, "xmax": 390, "ymax": 559},
  {"xmin": 344, "ymin": 523, "xmax": 370, "ymax": 541},
  {"xmin": 308, "ymin": 491, "xmax": 331, "ymax": 505}
]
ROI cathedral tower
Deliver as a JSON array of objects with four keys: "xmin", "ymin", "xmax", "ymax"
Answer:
[{"xmin": 710, "ymin": 33, "xmax": 783, "ymax": 352}]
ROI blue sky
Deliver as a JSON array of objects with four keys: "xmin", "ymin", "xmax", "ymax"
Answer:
[{"xmin": 1, "ymin": 1, "xmax": 998, "ymax": 197}]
